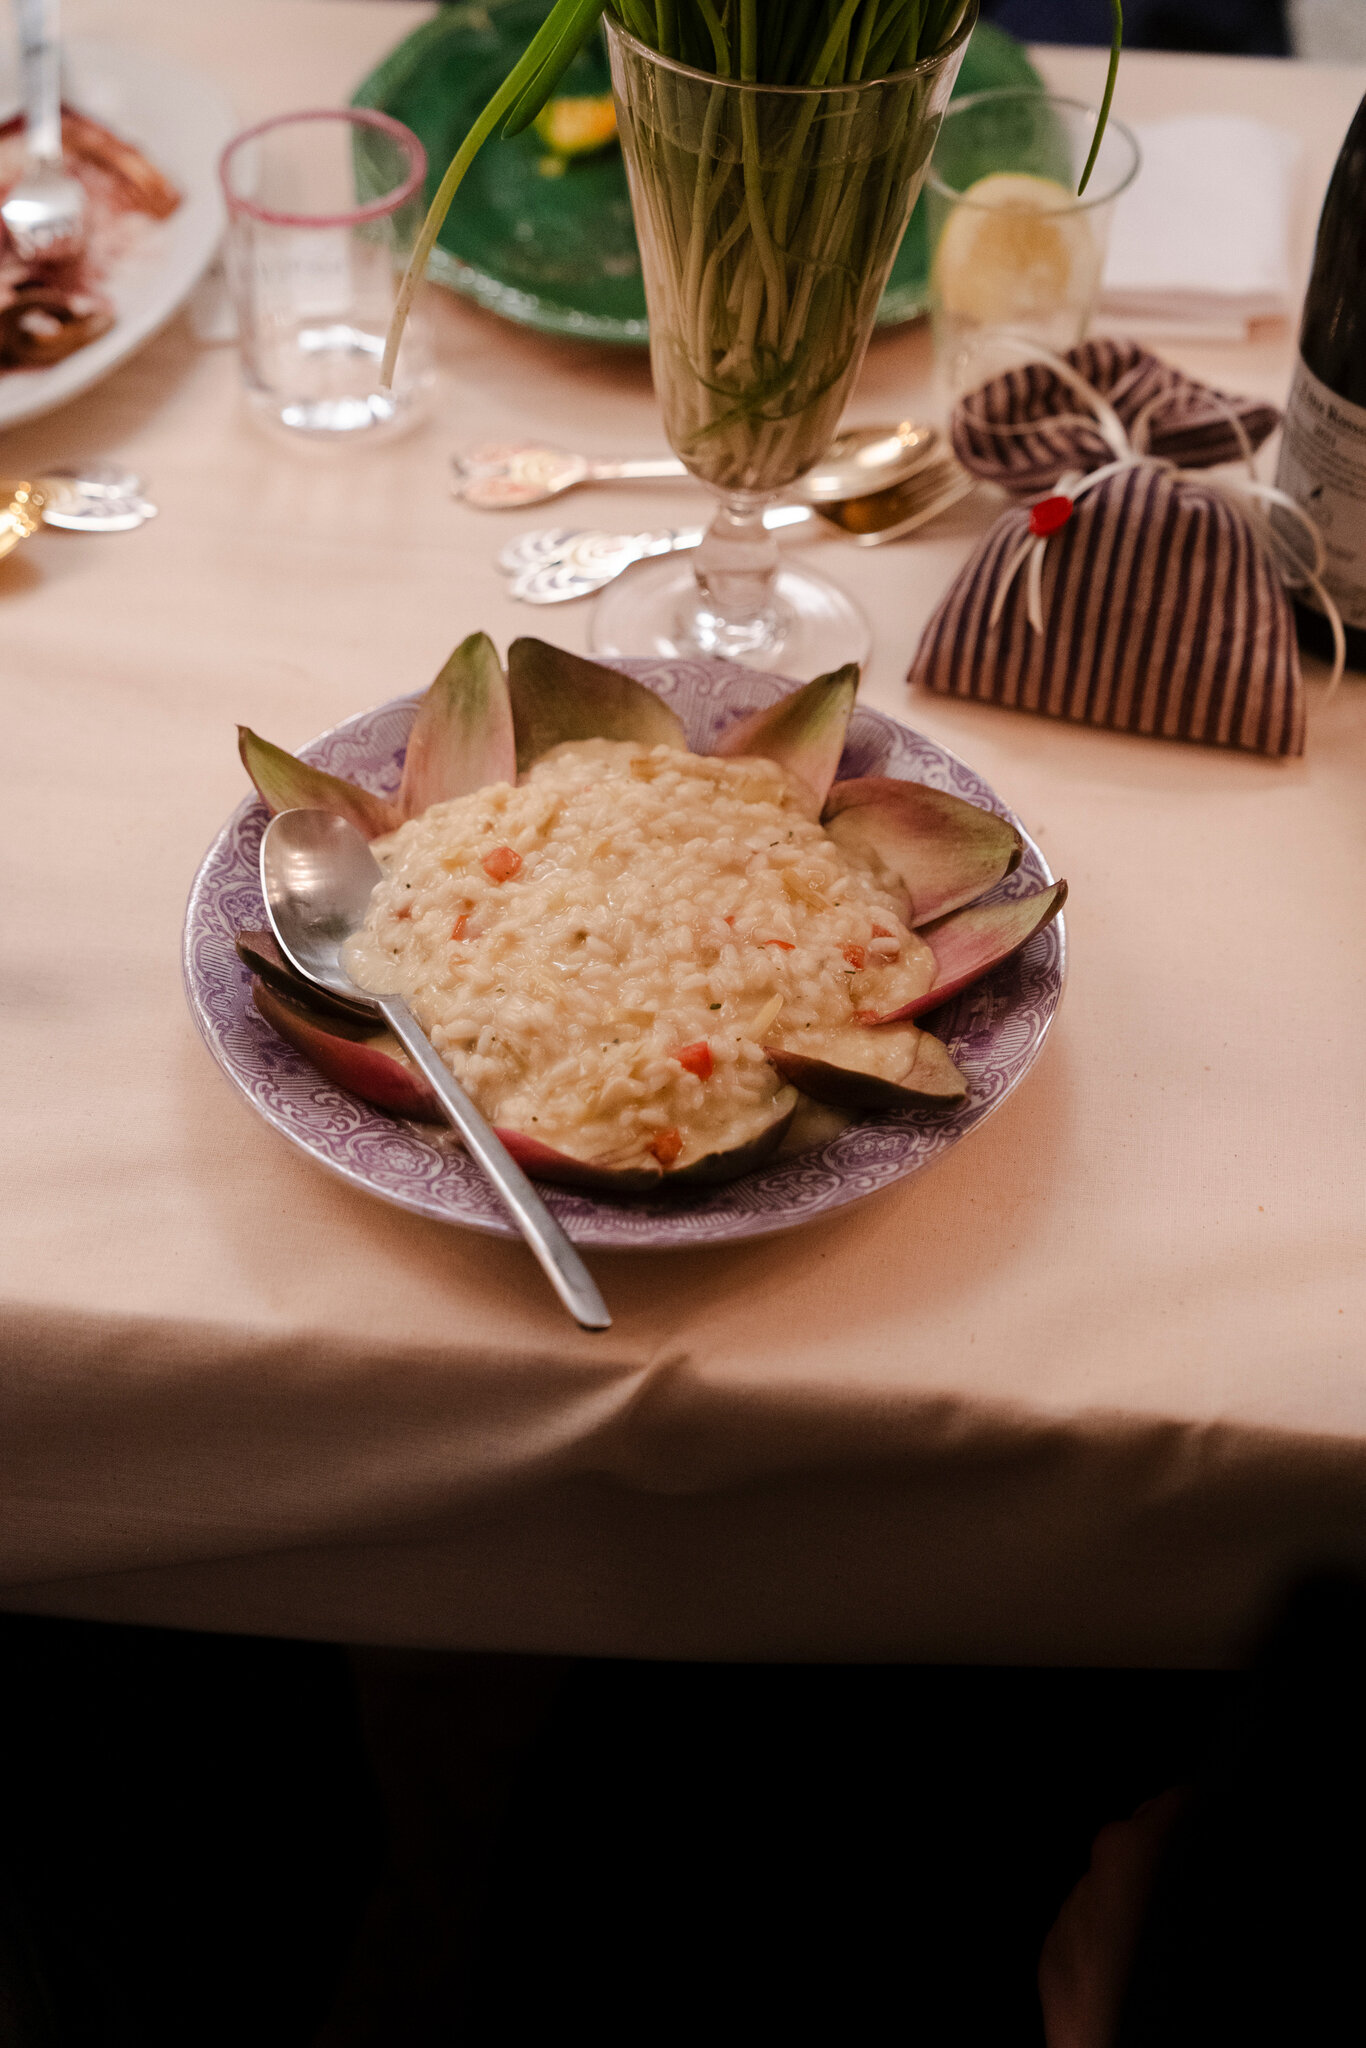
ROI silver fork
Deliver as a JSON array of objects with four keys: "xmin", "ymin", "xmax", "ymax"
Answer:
[{"xmin": 1, "ymin": 0, "xmax": 85, "ymax": 265}]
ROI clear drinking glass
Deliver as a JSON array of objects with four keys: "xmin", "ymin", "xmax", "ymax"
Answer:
[
  {"xmin": 925, "ymin": 90, "xmax": 1139, "ymax": 402},
  {"xmin": 591, "ymin": 10, "xmax": 975, "ymax": 676},
  {"xmin": 219, "ymin": 109, "xmax": 433, "ymax": 440}
]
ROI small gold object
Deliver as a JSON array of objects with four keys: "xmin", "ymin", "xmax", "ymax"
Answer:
[{"xmin": 0, "ymin": 478, "xmax": 47, "ymax": 561}]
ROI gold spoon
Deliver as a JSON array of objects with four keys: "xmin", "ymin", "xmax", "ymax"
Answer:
[{"xmin": 454, "ymin": 420, "xmax": 939, "ymax": 511}]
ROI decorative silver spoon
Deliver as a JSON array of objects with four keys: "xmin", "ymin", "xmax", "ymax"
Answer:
[
  {"xmin": 498, "ymin": 505, "xmax": 808, "ymax": 604},
  {"xmin": 498, "ymin": 459, "xmax": 974, "ymax": 603},
  {"xmin": 1, "ymin": 462, "xmax": 157, "ymax": 560},
  {"xmin": 260, "ymin": 809, "xmax": 611, "ymax": 1332},
  {"xmin": 454, "ymin": 420, "xmax": 938, "ymax": 511},
  {"xmin": 0, "ymin": 0, "xmax": 86, "ymax": 264},
  {"xmin": 36, "ymin": 463, "xmax": 158, "ymax": 532}
]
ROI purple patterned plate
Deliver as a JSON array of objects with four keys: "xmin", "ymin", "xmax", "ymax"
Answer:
[{"xmin": 183, "ymin": 657, "xmax": 1064, "ymax": 1249}]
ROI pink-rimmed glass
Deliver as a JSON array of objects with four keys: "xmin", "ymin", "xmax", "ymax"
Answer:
[{"xmin": 219, "ymin": 109, "xmax": 433, "ymax": 440}]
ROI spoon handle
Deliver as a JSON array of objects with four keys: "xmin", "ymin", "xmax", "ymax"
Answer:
[
  {"xmin": 16, "ymin": 0, "xmax": 62, "ymax": 166},
  {"xmin": 376, "ymin": 996, "xmax": 612, "ymax": 1332},
  {"xmin": 587, "ymin": 456, "xmax": 689, "ymax": 482},
  {"xmin": 500, "ymin": 504, "xmax": 815, "ymax": 604}
]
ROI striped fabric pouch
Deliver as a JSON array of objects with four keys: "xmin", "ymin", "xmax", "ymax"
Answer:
[{"xmin": 910, "ymin": 341, "xmax": 1305, "ymax": 757}]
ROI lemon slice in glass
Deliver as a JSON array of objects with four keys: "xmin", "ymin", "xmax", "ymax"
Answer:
[{"xmin": 933, "ymin": 173, "xmax": 1097, "ymax": 324}]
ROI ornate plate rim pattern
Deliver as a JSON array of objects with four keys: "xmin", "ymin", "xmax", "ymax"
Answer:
[{"xmin": 183, "ymin": 657, "xmax": 1065, "ymax": 1250}]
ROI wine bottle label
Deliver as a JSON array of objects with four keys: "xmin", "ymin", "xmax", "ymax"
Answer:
[{"xmin": 1276, "ymin": 356, "xmax": 1366, "ymax": 630}]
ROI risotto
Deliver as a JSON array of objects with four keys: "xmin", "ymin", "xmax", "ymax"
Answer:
[{"xmin": 344, "ymin": 740, "xmax": 939, "ymax": 1170}]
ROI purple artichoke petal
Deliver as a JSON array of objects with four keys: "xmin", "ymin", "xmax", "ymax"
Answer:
[
  {"xmin": 238, "ymin": 726, "xmax": 399, "ymax": 840},
  {"xmin": 251, "ymin": 979, "xmax": 442, "ymax": 1120},
  {"xmin": 822, "ymin": 775, "xmax": 1024, "ymax": 925},
  {"xmin": 765, "ymin": 1026, "xmax": 967, "ymax": 1112},
  {"xmin": 507, "ymin": 637, "xmax": 686, "ymax": 771},
  {"xmin": 665, "ymin": 1099, "xmax": 797, "ymax": 1185},
  {"xmin": 397, "ymin": 631, "xmax": 516, "ymax": 819},
  {"xmin": 495, "ymin": 1129, "xmax": 667, "ymax": 1193},
  {"xmin": 499, "ymin": 1099, "xmax": 795, "ymax": 1191},
  {"xmin": 710, "ymin": 665, "xmax": 859, "ymax": 811},
  {"xmin": 236, "ymin": 930, "xmax": 375, "ymax": 1027},
  {"xmin": 870, "ymin": 882, "xmax": 1068, "ymax": 1023}
]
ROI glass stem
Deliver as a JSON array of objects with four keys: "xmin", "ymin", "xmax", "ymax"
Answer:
[{"xmin": 693, "ymin": 492, "xmax": 781, "ymax": 637}]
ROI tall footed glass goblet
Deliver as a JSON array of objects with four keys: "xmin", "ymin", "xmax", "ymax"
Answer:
[{"xmin": 591, "ymin": 9, "xmax": 975, "ymax": 675}]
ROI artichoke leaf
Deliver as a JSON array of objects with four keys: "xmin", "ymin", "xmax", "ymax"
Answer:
[
  {"xmin": 868, "ymin": 882, "xmax": 1067, "ymax": 1023},
  {"xmin": 498, "ymin": 1095, "xmax": 796, "ymax": 1191},
  {"xmin": 238, "ymin": 727, "xmax": 399, "ymax": 840},
  {"xmin": 496, "ymin": 1128, "xmax": 667, "ymax": 1193},
  {"xmin": 507, "ymin": 637, "xmax": 687, "ymax": 772},
  {"xmin": 710, "ymin": 666, "xmax": 859, "ymax": 814},
  {"xmin": 666, "ymin": 1095, "xmax": 798, "ymax": 1185},
  {"xmin": 822, "ymin": 775, "xmax": 1023, "ymax": 925},
  {"xmin": 251, "ymin": 979, "xmax": 442, "ymax": 1120},
  {"xmin": 765, "ymin": 1023, "xmax": 967, "ymax": 1112},
  {"xmin": 398, "ymin": 631, "xmax": 516, "ymax": 817},
  {"xmin": 236, "ymin": 929, "xmax": 375, "ymax": 1027}
]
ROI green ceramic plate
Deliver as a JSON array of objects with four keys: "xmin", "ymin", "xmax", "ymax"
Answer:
[{"xmin": 353, "ymin": 4, "xmax": 1041, "ymax": 346}]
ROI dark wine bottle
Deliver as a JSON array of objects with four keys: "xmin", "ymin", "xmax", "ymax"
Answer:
[{"xmin": 1276, "ymin": 92, "xmax": 1366, "ymax": 671}]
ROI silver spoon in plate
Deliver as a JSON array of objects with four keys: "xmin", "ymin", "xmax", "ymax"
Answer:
[
  {"xmin": 454, "ymin": 420, "xmax": 938, "ymax": 511},
  {"xmin": 260, "ymin": 809, "xmax": 612, "ymax": 1333}
]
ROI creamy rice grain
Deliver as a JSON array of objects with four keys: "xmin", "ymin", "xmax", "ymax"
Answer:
[{"xmin": 345, "ymin": 741, "xmax": 936, "ymax": 1170}]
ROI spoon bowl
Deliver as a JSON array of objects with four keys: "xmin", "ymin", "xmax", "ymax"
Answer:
[
  {"xmin": 37, "ymin": 462, "xmax": 158, "ymax": 532},
  {"xmin": 799, "ymin": 421, "xmax": 937, "ymax": 503},
  {"xmin": 260, "ymin": 809, "xmax": 611, "ymax": 1330},
  {"xmin": 0, "ymin": 163, "xmax": 86, "ymax": 263},
  {"xmin": 260, "ymin": 808, "xmax": 383, "ymax": 1004}
]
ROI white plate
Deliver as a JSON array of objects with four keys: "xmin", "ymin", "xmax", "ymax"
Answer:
[{"xmin": 0, "ymin": 36, "xmax": 236, "ymax": 432}]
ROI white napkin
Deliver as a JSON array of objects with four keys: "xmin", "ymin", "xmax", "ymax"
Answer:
[{"xmin": 1100, "ymin": 115, "xmax": 1302, "ymax": 343}]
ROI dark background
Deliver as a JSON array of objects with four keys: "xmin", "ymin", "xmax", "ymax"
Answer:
[{"xmin": 981, "ymin": 0, "xmax": 1291, "ymax": 54}]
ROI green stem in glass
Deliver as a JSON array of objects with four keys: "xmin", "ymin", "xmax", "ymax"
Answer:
[
  {"xmin": 1077, "ymin": 0, "xmax": 1123, "ymax": 194},
  {"xmin": 380, "ymin": 1, "xmax": 1122, "ymax": 390}
]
